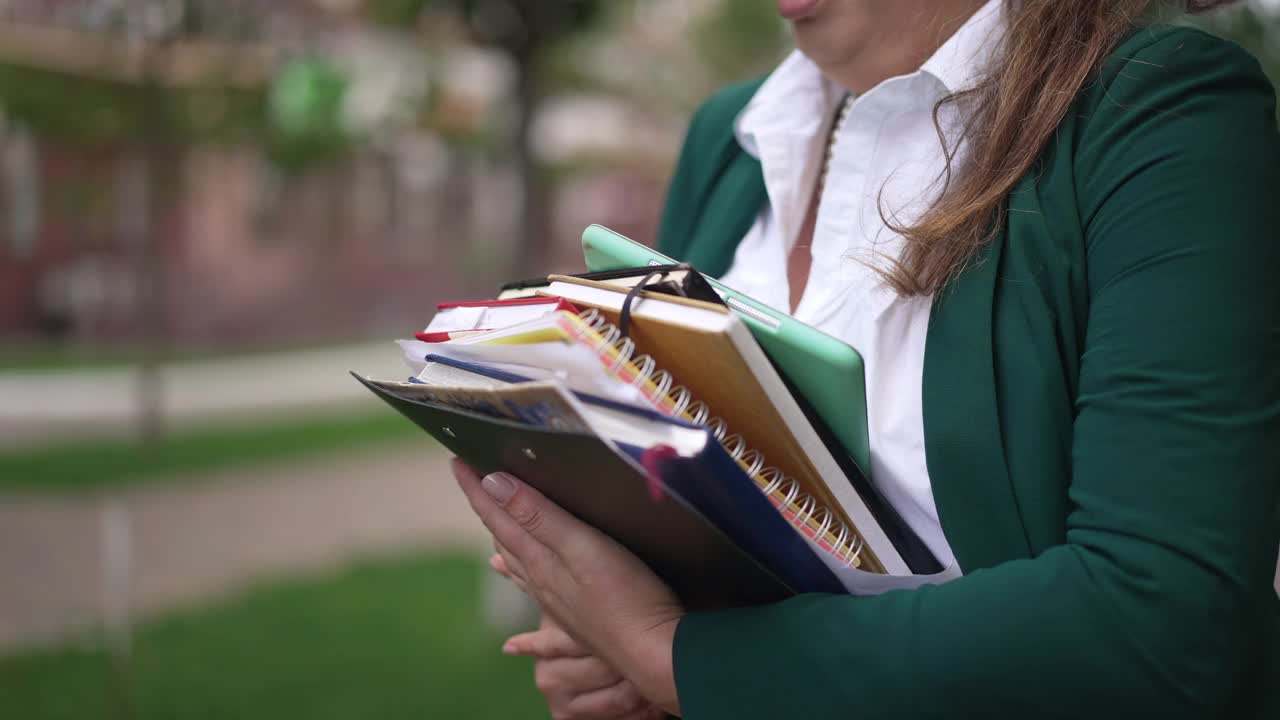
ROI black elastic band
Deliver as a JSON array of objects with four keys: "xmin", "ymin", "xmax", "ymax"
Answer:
[{"xmin": 617, "ymin": 263, "xmax": 693, "ymax": 338}]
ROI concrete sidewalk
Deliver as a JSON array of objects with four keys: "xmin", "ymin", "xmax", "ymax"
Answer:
[
  {"xmin": 0, "ymin": 441, "xmax": 487, "ymax": 653},
  {"xmin": 0, "ymin": 342, "xmax": 410, "ymax": 446}
]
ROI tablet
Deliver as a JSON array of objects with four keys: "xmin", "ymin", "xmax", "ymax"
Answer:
[{"xmin": 582, "ymin": 224, "xmax": 871, "ymax": 475}]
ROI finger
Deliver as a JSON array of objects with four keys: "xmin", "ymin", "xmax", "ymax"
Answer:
[
  {"xmin": 532, "ymin": 656, "xmax": 623, "ymax": 696},
  {"xmin": 503, "ymin": 626, "xmax": 592, "ymax": 659},
  {"xmin": 488, "ymin": 553, "xmax": 514, "ymax": 580},
  {"xmin": 489, "ymin": 554, "xmax": 530, "ymax": 594},
  {"xmin": 453, "ymin": 459, "xmax": 589, "ymax": 560},
  {"xmin": 563, "ymin": 679, "xmax": 648, "ymax": 719},
  {"xmin": 454, "ymin": 460, "xmax": 554, "ymax": 573},
  {"xmin": 494, "ymin": 540, "xmax": 529, "ymax": 583},
  {"xmin": 494, "ymin": 545, "xmax": 532, "ymax": 593}
]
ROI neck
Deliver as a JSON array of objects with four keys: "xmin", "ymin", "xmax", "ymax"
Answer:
[{"xmin": 811, "ymin": 0, "xmax": 988, "ymax": 94}]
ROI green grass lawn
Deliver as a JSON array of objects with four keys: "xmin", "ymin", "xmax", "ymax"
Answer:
[
  {"xmin": 0, "ymin": 342, "xmax": 154, "ymax": 371},
  {"xmin": 0, "ymin": 552, "xmax": 547, "ymax": 720},
  {"xmin": 0, "ymin": 410, "xmax": 430, "ymax": 493}
]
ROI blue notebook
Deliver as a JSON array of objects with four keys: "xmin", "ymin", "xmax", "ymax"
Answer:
[{"xmin": 620, "ymin": 440, "xmax": 846, "ymax": 595}]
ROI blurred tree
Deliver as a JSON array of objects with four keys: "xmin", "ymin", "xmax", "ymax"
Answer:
[
  {"xmin": 0, "ymin": 1, "xmax": 349, "ymax": 154},
  {"xmin": 135, "ymin": 0, "xmax": 197, "ymax": 448},
  {"xmin": 367, "ymin": 0, "xmax": 604, "ymax": 273},
  {"xmin": 0, "ymin": 1, "xmax": 276, "ymax": 443}
]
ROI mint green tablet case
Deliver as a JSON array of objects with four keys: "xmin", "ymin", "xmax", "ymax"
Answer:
[{"xmin": 581, "ymin": 224, "xmax": 871, "ymax": 476}]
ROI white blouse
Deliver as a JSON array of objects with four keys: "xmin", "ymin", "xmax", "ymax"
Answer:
[{"xmin": 719, "ymin": 0, "xmax": 1006, "ymax": 570}]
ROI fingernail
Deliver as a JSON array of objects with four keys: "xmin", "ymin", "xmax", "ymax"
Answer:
[
  {"xmin": 481, "ymin": 473, "xmax": 517, "ymax": 505},
  {"xmin": 501, "ymin": 641, "xmax": 518, "ymax": 655}
]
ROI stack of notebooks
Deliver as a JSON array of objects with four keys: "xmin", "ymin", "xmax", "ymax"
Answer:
[{"xmin": 355, "ymin": 225, "xmax": 957, "ymax": 610}]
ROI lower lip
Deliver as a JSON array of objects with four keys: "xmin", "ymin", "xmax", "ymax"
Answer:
[{"xmin": 777, "ymin": 0, "xmax": 821, "ymax": 21}]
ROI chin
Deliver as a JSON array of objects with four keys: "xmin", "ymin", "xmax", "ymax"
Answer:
[{"xmin": 791, "ymin": 8, "xmax": 868, "ymax": 68}]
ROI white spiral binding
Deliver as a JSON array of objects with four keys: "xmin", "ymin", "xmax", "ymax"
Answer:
[{"xmin": 576, "ymin": 308, "xmax": 865, "ymax": 567}]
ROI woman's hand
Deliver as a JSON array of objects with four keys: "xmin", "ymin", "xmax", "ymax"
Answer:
[
  {"xmin": 504, "ymin": 613, "xmax": 667, "ymax": 720},
  {"xmin": 452, "ymin": 458, "xmax": 683, "ymax": 716}
]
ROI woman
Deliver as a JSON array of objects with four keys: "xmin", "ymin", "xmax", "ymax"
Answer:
[{"xmin": 454, "ymin": 0, "xmax": 1280, "ymax": 717}]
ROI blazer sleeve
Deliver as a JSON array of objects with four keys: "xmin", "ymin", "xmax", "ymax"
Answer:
[{"xmin": 671, "ymin": 30, "xmax": 1280, "ymax": 720}]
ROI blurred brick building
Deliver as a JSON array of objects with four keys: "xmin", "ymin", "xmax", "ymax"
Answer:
[{"xmin": 0, "ymin": 0, "xmax": 673, "ymax": 351}]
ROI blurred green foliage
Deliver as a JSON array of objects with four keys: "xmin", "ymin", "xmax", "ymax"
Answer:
[
  {"xmin": 368, "ymin": 0, "xmax": 603, "ymax": 59},
  {"xmin": 0, "ymin": 65, "xmax": 266, "ymax": 145},
  {"xmin": 366, "ymin": 0, "xmax": 433, "ymax": 27},
  {"xmin": 0, "ymin": 553, "xmax": 546, "ymax": 720},
  {"xmin": 267, "ymin": 57, "xmax": 351, "ymax": 168},
  {"xmin": 694, "ymin": 1, "xmax": 788, "ymax": 85},
  {"xmin": 0, "ymin": 57, "xmax": 355, "ymax": 166},
  {"xmin": 0, "ymin": 411, "xmax": 428, "ymax": 493}
]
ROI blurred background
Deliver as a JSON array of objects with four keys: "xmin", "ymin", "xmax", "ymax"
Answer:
[{"xmin": 0, "ymin": 1, "xmax": 1276, "ymax": 718}]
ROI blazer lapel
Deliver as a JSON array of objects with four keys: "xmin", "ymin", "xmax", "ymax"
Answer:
[
  {"xmin": 685, "ymin": 151, "xmax": 768, "ymax": 278},
  {"xmin": 658, "ymin": 78, "xmax": 768, "ymax": 274},
  {"xmin": 923, "ymin": 231, "xmax": 1034, "ymax": 572}
]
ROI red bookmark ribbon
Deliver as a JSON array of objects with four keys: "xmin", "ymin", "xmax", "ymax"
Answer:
[{"xmin": 639, "ymin": 445, "xmax": 678, "ymax": 503}]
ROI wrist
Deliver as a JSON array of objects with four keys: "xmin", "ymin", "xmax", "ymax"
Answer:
[{"xmin": 625, "ymin": 612, "xmax": 683, "ymax": 716}]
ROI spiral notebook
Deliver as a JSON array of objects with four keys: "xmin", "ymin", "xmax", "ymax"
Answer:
[
  {"xmin": 531, "ymin": 286, "xmax": 938, "ymax": 573},
  {"xmin": 415, "ymin": 304, "xmax": 911, "ymax": 574}
]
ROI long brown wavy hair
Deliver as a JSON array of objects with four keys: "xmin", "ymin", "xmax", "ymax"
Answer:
[{"xmin": 886, "ymin": 0, "xmax": 1240, "ymax": 296}]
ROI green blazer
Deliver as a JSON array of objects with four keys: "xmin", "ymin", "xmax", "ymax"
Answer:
[{"xmin": 661, "ymin": 27, "xmax": 1280, "ymax": 719}]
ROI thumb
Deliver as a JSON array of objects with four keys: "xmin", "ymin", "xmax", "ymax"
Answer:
[{"xmin": 468, "ymin": 468, "xmax": 585, "ymax": 554}]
